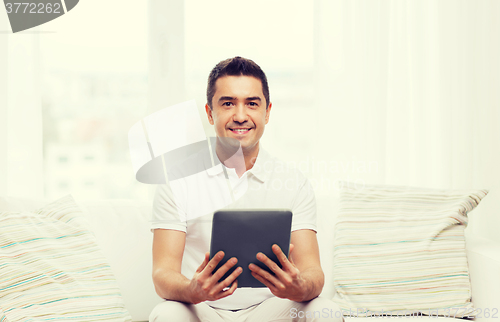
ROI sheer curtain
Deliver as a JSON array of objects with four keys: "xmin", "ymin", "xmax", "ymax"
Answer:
[{"xmin": 313, "ymin": 0, "xmax": 500, "ymax": 240}]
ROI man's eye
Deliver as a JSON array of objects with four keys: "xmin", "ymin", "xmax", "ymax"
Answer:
[
  {"xmin": 222, "ymin": 102, "xmax": 233, "ymax": 107},
  {"xmin": 249, "ymin": 102, "xmax": 258, "ymax": 107}
]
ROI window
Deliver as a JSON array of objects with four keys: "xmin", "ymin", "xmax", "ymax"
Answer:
[
  {"xmin": 40, "ymin": 0, "xmax": 149, "ymax": 200},
  {"xmin": 184, "ymin": 0, "xmax": 316, "ymax": 162},
  {"xmin": 40, "ymin": 0, "xmax": 316, "ymax": 200}
]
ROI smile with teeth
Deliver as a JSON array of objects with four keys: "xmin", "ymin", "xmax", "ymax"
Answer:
[{"xmin": 229, "ymin": 128, "xmax": 251, "ymax": 134}]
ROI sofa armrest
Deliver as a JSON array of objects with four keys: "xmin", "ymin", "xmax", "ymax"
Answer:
[{"xmin": 466, "ymin": 234, "xmax": 500, "ymax": 321}]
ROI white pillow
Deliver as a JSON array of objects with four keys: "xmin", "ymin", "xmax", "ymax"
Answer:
[
  {"xmin": 0, "ymin": 195, "xmax": 132, "ymax": 321},
  {"xmin": 331, "ymin": 182, "xmax": 488, "ymax": 318}
]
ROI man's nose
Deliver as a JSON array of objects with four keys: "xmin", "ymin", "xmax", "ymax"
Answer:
[{"xmin": 232, "ymin": 105, "xmax": 248, "ymax": 123}]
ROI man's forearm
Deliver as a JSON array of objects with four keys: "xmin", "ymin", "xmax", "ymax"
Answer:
[
  {"xmin": 153, "ymin": 268, "xmax": 194, "ymax": 303},
  {"xmin": 298, "ymin": 266, "xmax": 325, "ymax": 302}
]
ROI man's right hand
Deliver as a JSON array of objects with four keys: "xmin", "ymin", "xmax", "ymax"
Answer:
[{"xmin": 188, "ymin": 251, "xmax": 242, "ymax": 304}]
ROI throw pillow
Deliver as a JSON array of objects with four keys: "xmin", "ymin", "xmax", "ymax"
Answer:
[
  {"xmin": 331, "ymin": 182, "xmax": 488, "ymax": 318},
  {"xmin": 0, "ymin": 195, "xmax": 132, "ymax": 321}
]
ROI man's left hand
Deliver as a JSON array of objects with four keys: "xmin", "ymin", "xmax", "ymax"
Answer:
[{"xmin": 248, "ymin": 244, "xmax": 309, "ymax": 302}]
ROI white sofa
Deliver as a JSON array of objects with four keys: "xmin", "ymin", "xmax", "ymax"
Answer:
[{"xmin": 3, "ymin": 192, "xmax": 500, "ymax": 322}]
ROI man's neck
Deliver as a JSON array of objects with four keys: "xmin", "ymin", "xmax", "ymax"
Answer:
[{"xmin": 215, "ymin": 142, "xmax": 259, "ymax": 178}]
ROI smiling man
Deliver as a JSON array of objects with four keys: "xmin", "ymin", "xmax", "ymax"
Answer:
[
  {"xmin": 206, "ymin": 74, "xmax": 270, "ymax": 175},
  {"xmin": 149, "ymin": 57, "xmax": 343, "ymax": 321}
]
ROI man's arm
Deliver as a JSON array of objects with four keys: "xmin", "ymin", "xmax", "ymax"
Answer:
[
  {"xmin": 152, "ymin": 229, "xmax": 243, "ymax": 304},
  {"xmin": 152, "ymin": 229, "xmax": 192, "ymax": 302},
  {"xmin": 289, "ymin": 229, "xmax": 325, "ymax": 300},
  {"xmin": 248, "ymin": 229, "xmax": 324, "ymax": 302}
]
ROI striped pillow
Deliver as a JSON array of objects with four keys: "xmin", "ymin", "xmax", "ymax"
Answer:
[
  {"xmin": 0, "ymin": 195, "xmax": 132, "ymax": 322},
  {"xmin": 331, "ymin": 182, "xmax": 488, "ymax": 318}
]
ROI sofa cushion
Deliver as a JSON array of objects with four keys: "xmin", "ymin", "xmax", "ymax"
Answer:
[
  {"xmin": 77, "ymin": 199, "xmax": 163, "ymax": 321},
  {"xmin": 331, "ymin": 182, "xmax": 488, "ymax": 317},
  {"xmin": 0, "ymin": 195, "xmax": 132, "ymax": 321}
]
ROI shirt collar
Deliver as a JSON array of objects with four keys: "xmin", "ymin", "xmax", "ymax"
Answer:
[
  {"xmin": 248, "ymin": 148, "xmax": 270, "ymax": 182},
  {"xmin": 203, "ymin": 146, "xmax": 271, "ymax": 182}
]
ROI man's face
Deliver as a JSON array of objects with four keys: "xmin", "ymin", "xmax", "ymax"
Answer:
[{"xmin": 206, "ymin": 75, "xmax": 272, "ymax": 155}]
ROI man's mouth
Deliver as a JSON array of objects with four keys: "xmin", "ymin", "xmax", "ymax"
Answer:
[{"xmin": 228, "ymin": 128, "xmax": 252, "ymax": 134}]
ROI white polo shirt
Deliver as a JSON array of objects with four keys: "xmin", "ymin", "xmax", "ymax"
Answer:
[{"xmin": 151, "ymin": 147, "xmax": 317, "ymax": 310}]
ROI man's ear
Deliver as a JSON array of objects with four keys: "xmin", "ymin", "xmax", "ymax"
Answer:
[
  {"xmin": 265, "ymin": 102, "xmax": 272, "ymax": 124},
  {"xmin": 205, "ymin": 103, "xmax": 214, "ymax": 125}
]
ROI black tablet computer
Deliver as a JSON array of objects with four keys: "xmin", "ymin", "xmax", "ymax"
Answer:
[{"xmin": 209, "ymin": 209, "xmax": 292, "ymax": 288}]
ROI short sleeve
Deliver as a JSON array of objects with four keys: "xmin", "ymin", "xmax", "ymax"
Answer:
[
  {"xmin": 151, "ymin": 182, "xmax": 187, "ymax": 232},
  {"xmin": 290, "ymin": 173, "xmax": 317, "ymax": 232}
]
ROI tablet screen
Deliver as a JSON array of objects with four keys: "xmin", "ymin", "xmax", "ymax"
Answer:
[{"xmin": 209, "ymin": 209, "xmax": 292, "ymax": 288}]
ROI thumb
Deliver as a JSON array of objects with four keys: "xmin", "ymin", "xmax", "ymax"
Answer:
[
  {"xmin": 196, "ymin": 252, "xmax": 210, "ymax": 273},
  {"xmin": 289, "ymin": 244, "xmax": 295, "ymax": 264}
]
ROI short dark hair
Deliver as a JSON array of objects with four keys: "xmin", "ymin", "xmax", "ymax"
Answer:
[{"xmin": 206, "ymin": 56, "xmax": 270, "ymax": 109}]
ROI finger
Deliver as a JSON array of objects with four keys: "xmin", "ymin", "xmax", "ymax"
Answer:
[
  {"xmin": 227, "ymin": 279, "xmax": 238, "ymax": 293},
  {"xmin": 272, "ymin": 244, "xmax": 293, "ymax": 271},
  {"xmin": 213, "ymin": 265, "xmax": 242, "ymax": 294},
  {"xmin": 216, "ymin": 279, "xmax": 238, "ymax": 300},
  {"xmin": 255, "ymin": 252, "xmax": 286, "ymax": 280},
  {"xmin": 249, "ymin": 263, "xmax": 282, "ymax": 288},
  {"xmin": 289, "ymin": 244, "xmax": 296, "ymax": 265},
  {"xmin": 196, "ymin": 252, "xmax": 210, "ymax": 273},
  {"xmin": 251, "ymin": 271, "xmax": 278, "ymax": 293},
  {"xmin": 201, "ymin": 251, "xmax": 225, "ymax": 276},
  {"xmin": 210, "ymin": 257, "xmax": 239, "ymax": 283}
]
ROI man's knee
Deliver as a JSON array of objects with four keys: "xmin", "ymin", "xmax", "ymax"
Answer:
[{"xmin": 149, "ymin": 300, "xmax": 199, "ymax": 322}]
